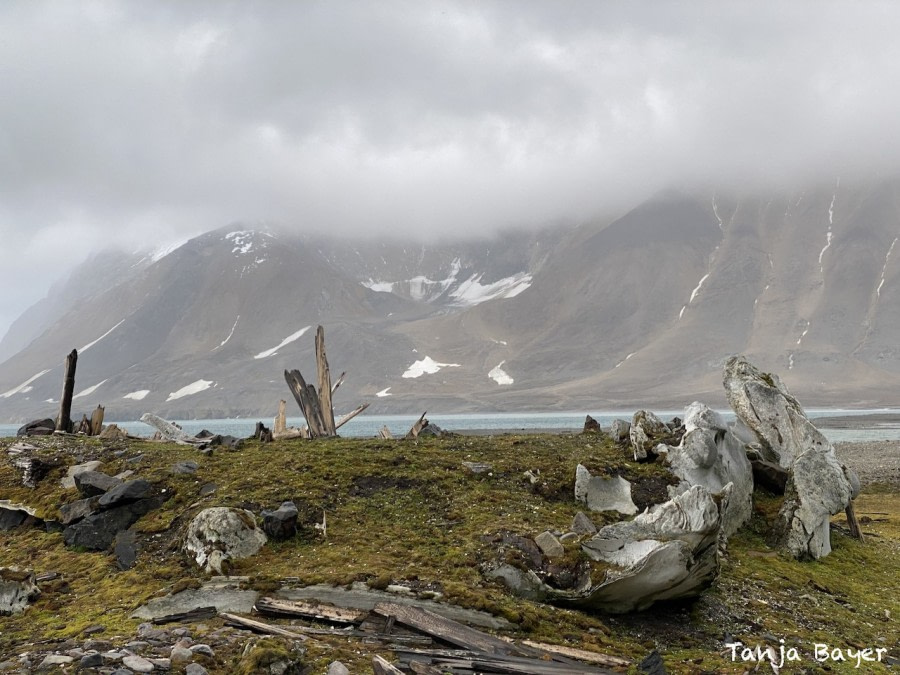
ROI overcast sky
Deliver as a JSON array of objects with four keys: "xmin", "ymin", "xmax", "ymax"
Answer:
[{"xmin": 3, "ymin": 1, "xmax": 900, "ymax": 339}]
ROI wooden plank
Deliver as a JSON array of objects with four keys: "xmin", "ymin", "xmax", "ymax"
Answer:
[
  {"xmin": 846, "ymin": 501, "xmax": 864, "ymax": 540},
  {"xmin": 151, "ymin": 606, "xmax": 217, "ymax": 624},
  {"xmin": 336, "ymin": 403, "xmax": 370, "ymax": 430},
  {"xmin": 372, "ymin": 655, "xmax": 404, "ymax": 675},
  {"xmin": 56, "ymin": 349, "xmax": 78, "ymax": 433},
  {"xmin": 274, "ymin": 399, "xmax": 287, "ymax": 436},
  {"xmin": 378, "ymin": 426, "xmax": 394, "ymax": 439},
  {"xmin": 255, "ymin": 597, "xmax": 365, "ymax": 624},
  {"xmin": 331, "ymin": 371, "xmax": 346, "ymax": 396},
  {"xmin": 397, "ymin": 650, "xmax": 615, "ymax": 675},
  {"xmin": 373, "ymin": 602, "xmax": 514, "ymax": 656},
  {"xmin": 90, "ymin": 405, "xmax": 105, "ymax": 436},
  {"xmin": 219, "ymin": 612, "xmax": 308, "ymax": 640},
  {"xmin": 315, "ymin": 325, "xmax": 336, "ymax": 435},
  {"xmin": 519, "ymin": 641, "xmax": 631, "ymax": 668},
  {"xmin": 405, "ymin": 412, "xmax": 428, "ymax": 440},
  {"xmin": 285, "ymin": 370, "xmax": 325, "ymax": 437}
]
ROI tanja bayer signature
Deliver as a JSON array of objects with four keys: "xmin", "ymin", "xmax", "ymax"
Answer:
[{"xmin": 726, "ymin": 639, "xmax": 890, "ymax": 669}]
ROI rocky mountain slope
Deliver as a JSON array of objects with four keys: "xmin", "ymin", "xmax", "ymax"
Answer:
[{"xmin": 3, "ymin": 178, "xmax": 900, "ymax": 423}]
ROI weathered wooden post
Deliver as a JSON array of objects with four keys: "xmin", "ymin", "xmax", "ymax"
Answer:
[
  {"xmin": 315, "ymin": 326, "xmax": 336, "ymax": 436},
  {"xmin": 90, "ymin": 405, "xmax": 105, "ymax": 436},
  {"xmin": 55, "ymin": 349, "xmax": 78, "ymax": 433}
]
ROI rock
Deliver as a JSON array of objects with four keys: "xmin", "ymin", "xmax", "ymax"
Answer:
[
  {"xmin": 190, "ymin": 644, "xmax": 214, "ymax": 657},
  {"xmin": 639, "ymin": 649, "xmax": 669, "ymax": 674},
  {"xmin": 131, "ymin": 585, "xmax": 258, "ymax": 620},
  {"xmin": 574, "ymin": 465, "xmax": 638, "ymax": 515},
  {"xmin": 98, "ymin": 479, "xmax": 153, "ymax": 508},
  {"xmin": 208, "ymin": 434, "xmax": 243, "ymax": 450},
  {"xmin": 172, "ymin": 460, "xmax": 199, "ymax": 475},
  {"xmin": 16, "ymin": 418, "xmax": 55, "ymax": 437},
  {"xmin": 750, "ymin": 458, "xmax": 789, "ymax": 494},
  {"xmin": 658, "ymin": 402, "xmax": 753, "ymax": 536},
  {"xmin": 843, "ymin": 465, "xmax": 861, "ymax": 499},
  {"xmin": 418, "ymin": 422, "xmax": 443, "ymax": 437},
  {"xmin": 37, "ymin": 654, "xmax": 73, "ymax": 669},
  {"xmin": 0, "ymin": 502, "xmax": 39, "ymax": 531},
  {"xmin": 185, "ymin": 664, "xmax": 209, "ymax": 675},
  {"xmin": 0, "ymin": 567, "xmax": 40, "ymax": 615},
  {"xmin": 583, "ymin": 415, "xmax": 602, "ymax": 433},
  {"xmin": 99, "ymin": 423, "xmax": 129, "ymax": 440},
  {"xmin": 74, "ymin": 471, "xmax": 122, "ymax": 498},
  {"xmin": 261, "ymin": 501, "xmax": 298, "ymax": 540},
  {"xmin": 199, "ymin": 483, "xmax": 217, "ymax": 496},
  {"xmin": 327, "ymin": 662, "xmax": 351, "ymax": 675},
  {"xmin": 170, "ymin": 645, "xmax": 193, "ymax": 664},
  {"xmin": 63, "ymin": 497, "xmax": 163, "ymax": 551},
  {"xmin": 534, "ymin": 531, "xmax": 564, "ymax": 558},
  {"xmin": 630, "ymin": 410, "xmax": 669, "ymax": 461},
  {"xmin": 571, "ymin": 511, "xmax": 597, "ymax": 535},
  {"xmin": 122, "ymin": 654, "xmax": 155, "ymax": 672},
  {"xmin": 484, "ymin": 564, "xmax": 547, "ymax": 601},
  {"xmin": 61, "ymin": 460, "xmax": 103, "ymax": 489},
  {"xmin": 724, "ymin": 355, "xmax": 851, "ymax": 559},
  {"xmin": 114, "ymin": 530, "xmax": 138, "ymax": 570},
  {"xmin": 79, "ymin": 653, "xmax": 103, "ymax": 668},
  {"xmin": 609, "ymin": 419, "xmax": 631, "ymax": 442},
  {"xmin": 183, "ymin": 508, "xmax": 267, "ymax": 573},
  {"xmin": 59, "ymin": 497, "xmax": 99, "ymax": 525}
]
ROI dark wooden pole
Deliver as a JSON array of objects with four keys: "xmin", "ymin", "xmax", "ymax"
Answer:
[{"xmin": 56, "ymin": 349, "xmax": 78, "ymax": 433}]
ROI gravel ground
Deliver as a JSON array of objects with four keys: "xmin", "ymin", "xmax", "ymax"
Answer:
[{"xmin": 834, "ymin": 440, "xmax": 900, "ymax": 488}]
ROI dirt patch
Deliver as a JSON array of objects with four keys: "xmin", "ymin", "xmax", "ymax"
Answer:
[{"xmin": 348, "ymin": 475, "xmax": 419, "ymax": 497}]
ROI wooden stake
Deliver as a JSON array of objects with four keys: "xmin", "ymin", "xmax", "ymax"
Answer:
[
  {"xmin": 56, "ymin": 349, "xmax": 78, "ymax": 433},
  {"xmin": 845, "ymin": 501, "xmax": 864, "ymax": 540},
  {"xmin": 315, "ymin": 326, "xmax": 336, "ymax": 435},
  {"xmin": 274, "ymin": 399, "xmax": 287, "ymax": 436},
  {"xmin": 90, "ymin": 405, "xmax": 105, "ymax": 436}
]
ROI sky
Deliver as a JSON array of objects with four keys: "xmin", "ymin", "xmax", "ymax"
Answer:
[{"xmin": 3, "ymin": 1, "xmax": 900, "ymax": 339}]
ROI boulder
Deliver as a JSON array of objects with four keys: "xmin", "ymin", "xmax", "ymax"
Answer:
[
  {"xmin": 13, "ymin": 456, "xmax": 55, "ymax": 487},
  {"xmin": 657, "ymin": 402, "xmax": 753, "ymax": 536},
  {"xmin": 0, "ymin": 567, "xmax": 40, "ymax": 615},
  {"xmin": 571, "ymin": 511, "xmax": 597, "ymax": 536},
  {"xmin": 724, "ymin": 355, "xmax": 852, "ymax": 559},
  {"xmin": 574, "ymin": 465, "xmax": 638, "ymax": 516},
  {"xmin": 183, "ymin": 508, "xmax": 267, "ymax": 574},
  {"xmin": 534, "ymin": 531, "xmax": 564, "ymax": 558},
  {"xmin": 63, "ymin": 497, "xmax": 163, "ymax": 551},
  {"xmin": 0, "ymin": 502, "xmax": 40, "ymax": 531},
  {"xmin": 61, "ymin": 460, "xmax": 103, "ymax": 489},
  {"xmin": 98, "ymin": 479, "xmax": 152, "ymax": 508},
  {"xmin": 16, "ymin": 418, "xmax": 55, "ymax": 437},
  {"xmin": 583, "ymin": 415, "xmax": 602, "ymax": 433},
  {"xmin": 74, "ymin": 471, "xmax": 122, "ymax": 498},
  {"xmin": 609, "ymin": 419, "xmax": 631, "ymax": 443},
  {"xmin": 171, "ymin": 460, "xmax": 199, "ymax": 475},
  {"xmin": 630, "ymin": 411, "xmax": 669, "ymax": 461},
  {"xmin": 59, "ymin": 497, "xmax": 100, "ymax": 525},
  {"xmin": 261, "ymin": 501, "xmax": 299, "ymax": 540},
  {"xmin": 114, "ymin": 530, "xmax": 138, "ymax": 570},
  {"xmin": 99, "ymin": 423, "xmax": 129, "ymax": 440}
]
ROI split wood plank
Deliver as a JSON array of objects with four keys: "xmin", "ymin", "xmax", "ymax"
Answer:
[
  {"xmin": 219, "ymin": 612, "xmax": 308, "ymax": 640},
  {"xmin": 274, "ymin": 399, "xmax": 287, "ymax": 436},
  {"xmin": 336, "ymin": 403, "xmax": 370, "ymax": 430},
  {"xmin": 139, "ymin": 413, "xmax": 205, "ymax": 445},
  {"xmin": 378, "ymin": 426, "xmax": 394, "ymax": 439},
  {"xmin": 151, "ymin": 606, "xmax": 217, "ymax": 625},
  {"xmin": 255, "ymin": 597, "xmax": 366, "ymax": 624},
  {"xmin": 315, "ymin": 325, "xmax": 336, "ymax": 435},
  {"xmin": 56, "ymin": 349, "xmax": 78, "ymax": 433},
  {"xmin": 396, "ymin": 649, "xmax": 615, "ymax": 675},
  {"xmin": 90, "ymin": 405, "xmax": 104, "ymax": 436},
  {"xmin": 519, "ymin": 640, "xmax": 631, "ymax": 668},
  {"xmin": 331, "ymin": 371, "xmax": 346, "ymax": 396},
  {"xmin": 284, "ymin": 369, "xmax": 326, "ymax": 437},
  {"xmin": 846, "ymin": 501, "xmax": 864, "ymax": 541},
  {"xmin": 405, "ymin": 412, "xmax": 428, "ymax": 440},
  {"xmin": 372, "ymin": 655, "xmax": 405, "ymax": 675}
]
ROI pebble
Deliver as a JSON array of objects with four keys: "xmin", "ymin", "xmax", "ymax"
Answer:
[
  {"xmin": 80, "ymin": 653, "xmax": 104, "ymax": 668},
  {"xmin": 37, "ymin": 654, "xmax": 73, "ymax": 669},
  {"xmin": 122, "ymin": 654, "xmax": 155, "ymax": 672},
  {"xmin": 170, "ymin": 645, "xmax": 193, "ymax": 664},
  {"xmin": 190, "ymin": 644, "xmax": 214, "ymax": 657}
]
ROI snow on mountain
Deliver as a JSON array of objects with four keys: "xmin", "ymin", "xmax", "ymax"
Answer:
[
  {"xmin": 254, "ymin": 326, "xmax": 312, "ymax": 359},
  {"xmin": 402, "ymin": 356, "xmax": 461, "ymax": 378},
  {"xmin": 167, "ymin": 379, "xmax": 214, "ymax": 402},
  {"xmin": 1, "ymin": 369, "xmax": 51, "ymax": 399},
  {"xmin": 488, "ymin": 361, "xmax": 514, "ymax": 385}
]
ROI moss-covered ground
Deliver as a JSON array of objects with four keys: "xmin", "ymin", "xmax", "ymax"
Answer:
[{"xmin": 0, "ymin": 432, "xmax": 897, "ymax": 673}]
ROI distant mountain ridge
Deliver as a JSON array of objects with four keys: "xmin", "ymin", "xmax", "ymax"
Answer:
[{"xmin": 3, "ymin": 179, "xmax": 900, "ymax": 424}]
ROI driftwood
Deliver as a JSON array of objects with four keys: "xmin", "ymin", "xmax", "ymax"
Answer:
[
  {"xmin": 372, "ymin": 655, "xmax": 405, "ymax": 675},
  {"xmin": 254, "ymin": 421, "xmax": 273, "ymax": 443},
  {"xmin": 405, "ymin": 412, "xmax": 428, "ymax": 440},
  {"xmin": 336, "ymin": 403, "xmax": 370, "ymax": 430},
  {"xmin": 331, "ymin": 371, "xmax": 346, "ymax": 396},
  {"xmin": 151, "ymin": 606, "xmax": 217, "ymax": 625},
  {"xmin": 846, "ymin": 502, "xmax": 864, "ymax": 540},
  {"xmin": 379, "ymin": 426, "xmax": 394, "ymax": 439},
  {"xmin": 219, "ymin": 612, "xmax": 308, "ymax": 640},
  {"xmin": 56, "ymin": 349, "xmax": 78, "ymax": 432},
  {"xmin": 255, "ymin": 597, "xmax": 365, "ymax": 624},
  {"xmin": 284, "ymin": 369, "xmax": 328, "ymax": 437},
  {"xmin": 90, "ymin": 405, "xmax": 105, "ymax": 436},
  {"xmin": 274, "ymin": 400, "xmax": 287, "ymax": 435},
  {"xmin": 139, "ymin": 413, "xmax": 205, "ymax": 445},
  {"xmin": 519, "ymin": 641, "xmax": 631, "ymax": 668},
  {"xmin": 315, "ymin": 326, "xmax": 336, "ymax": 435}
]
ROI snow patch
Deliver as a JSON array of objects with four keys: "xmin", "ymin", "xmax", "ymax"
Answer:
[
  {"xmin": 73, "ymin": 379, "xmax": 108, "ymax": 400},
  {"xmin": 213, "ymin": 316, "xmax": 240, "ymax": 351},
  {"xmin": 363, "ymin": 280, "xmax": 396, "ymax": 293},
  {"xmin": 123, "ymin": 390, "xmax": 150, "ymax": 401},
  {"xmin": 376, "ymin": 387, "xmax": 392, "ymax": 398},
  {"xmin": 151, "ymin": 237, "xmax": 191, "ymax": 262},
  {"xmin": 402, "ymin": 356, "xmax": 461, "ymax": 379},
  {"xmin": 450, "ymin": 272, "xmax": 532, "ymax": 306},
  {"xmin": 614, "ymin": 353, "xmax": 635, "ymax": 369},
  {"xmin": 225, "ymin": 230, "xmax": 257, "ymax": 255},
  {"xmin": 796, "ymin": 321, "xmax": 810, "ymax": 345},
  {"xmin": 1, "ymin": 369, "xmax": 51, "ymax": 398},
  {"xmin": 254, "ymin": 326, "xmax": 312, "ymax": 359},
  {"xmin": 788, "ymin": 353, "xmax": 795, "ymax": 370},
  {"xmin": 167, "ymin": 379, "xmax": 214, "ymax": 402},
  {"xmin": 689, "ymin": 273, "xmax": 710, "ymax": 304},
  {"xmin": 488, "ymin": 361, "xmax": 514, "ymax": 385},
  {"xmin": 80, "ymin": 319, "xmax": 126, "ymax": 353},
  {"xmin": 877, "ymin": 238, "xmax": 897, "ymax": 298},
  {"xmin": 712, "ymin": 197, "xmax": 724, "ymax": 231}
]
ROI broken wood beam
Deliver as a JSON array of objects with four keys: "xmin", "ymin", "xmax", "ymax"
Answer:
[
  {"xmin": 378, "ymin": 425, "xmax": 394, "ymax": 439},
  {"xmin": 274, "ymin": 399, "xmax": 287, "ymax": 436},
  {"xmin": 139, "ymin": 413, "xmax": 205, "ymax": 445},
  {"xmin": 152, "ymin": 606, "xmax": 218, "ymax": 625},
  {"xmin": 315, "ymin": 325, "xmax": 337, "ymax": 435},
  {"xmin": 405, "ymin": 412, "xmax": 428, "ymax": 440},
  {"xmin": 519, "ymin": 640, "xmax": 631, "ymax": 668},
  {"xmin": 89, "ymin": 405, "xmax": 105, "ymax": 436},
  {"xmin": 336, "ymin": 403, "xmax": 370, "ymax": 430},
  {"xmin": 284, "ymin": 369, "xmax": 327, "ymax": 438},
  {"xmin": 219, "ymin": 612, "xmax": 308, "ymax": 640},
  {"xmin": 845, "ymin": 501, "xmax": 864, "ymax": 541},
  {"xmin": 331, "ymin": 371, "xmax": 346, "ymax": 396},
  {"xmin": 56, "ymin": 349, "xmax": 78, "ymax": 433},
  {"xmin": 255, "ymin": 597, "xmax": 365, "ymax": 624},
  {"xmin": 372, "ymin": 655, "xmax": 405, "ymax": 675}
]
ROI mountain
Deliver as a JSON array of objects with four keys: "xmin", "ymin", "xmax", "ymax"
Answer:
[{"xmin": 3, "ymin": 178, "xmax": 900, "ymax": 424}]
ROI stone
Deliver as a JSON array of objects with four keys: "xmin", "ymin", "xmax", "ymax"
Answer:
[
  {"xmin": 609, "ymin": 419, "xmax": 632, "ymax": 442},
  {"xmin": 261, "ymin": 501, "xmax": 298, "ymax": 540},
  {"xmin": 122, "ymin": 654, "xmax": 155, "ymax": 672},
  {"xmin": 61, "ymin": 460, "xmax": 103, "ymax": 489},
  {"xmin": 183, "ymin": 508, "xmax": 267, "ymax": 573},
  {"xmin": 75, "ymin": 471, "xmax": 122, "ymax": 498},
  {"xmin": 79, "ymin": 653, "xmax": 103, "ymax": 668},
  {"xmin": 170, "ymin": 645, "xmax": 193, "ymax": 664},
  {"xmin": 638, "ymin": 649, "xmax": 669, "ymax": 674},
  {"xmin": 114, "ymin": 530, "xmax": 138, "ymax": 570},
  {"xmin": 0, "ymin": 567, "xmax": 40, "ymax": 615},
  {"xmin": 98, "ymin": 479, "xmax": 153, "ymax": 508},
  {"xmin": 37, "ymin": 654, "xmax": 73, "ymax": 669},
  {"xmin": 571, "ymin": 511, "xmax": 597, "ymax": 536},
  {"xmin": 724, "ymin": 355, "xmax": 852, "ymax": 559},
  {"xmin": 583, "ymin": 415, "xmax": 602, "ymax": 433},
  {"xmin": 190, "ymin": 644, "xmax": 214, "ymax": 657},
  {"xmin": 59, "ymin": 497, "xmax": 99, "ymax": 525},
  {"xmin": 630, "ymin": 410, "xmax": 669, "ymax": 461},
  {"xmin": 16, "ymin": 418, "xmax": 55, "ymax": 437},
  {"xmin": 172, "ymin": 460, "xmax": 199, "ymax": 475},
  {"xmin": 99, "ymin": 424, "xmax": 129, "ymax": 440},
  {"xmin": 199, "ymin": 483, "xmax": 217, "ymax": 497},
  {"xmin": 574, "ymin": 465, "xmax": 638, "ymax": 515},
  {"xmin": 418, "ymin": 422, "xmax": 443, "ymax": 437},
  {"xmin": 327, "ymin": 662, "xmax": 351, "ymax": 675},
  {"xmin": 131, "ymin": 584, "xmax": 258, "ymax": 620},
  {"xmin": 657, "ymin": 402, "xmax": 753, "ymax": 536},
  {"xmin": 208, "ymin": 434, "xmax": 243, "ymax": 450},
  {"xmin": 63, "ymin": 497, "xmax": 163, "ymax": 551},
  {"xmin": 0, "ymin": 502, "xmax": 38, "ymax": 531},
  {"xmin": 185, "ymin": 664, "xmax": 209, "ymax": 675},
  {"xmin": 534, "ymin": 531, "xmax": 564, "ymax": 558}
]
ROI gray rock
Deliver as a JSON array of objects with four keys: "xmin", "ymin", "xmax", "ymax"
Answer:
[
  {"xmin": 199, "ymin": 483, "xmax": 217, "ymax": 496},
  {"xmin": 16, "ymin": 418, "xmax": 55, "ymax": 437},
  {"xmin": 261, "ymin": 501, "xmax": 298, "ymax": 540},
  {"xmin": 59, "ymin": 497, "xmax": 99, "ymax": 526},
  {"xmin": 609, "ymin": 419, "xmax": 631, "ymax": 442},
  {"xmin": 571, "ymin": 511, "xmax": 597, "ymax": 535},
  {"xmin": 150, "ymin": 658, "xmax": 172, "ymax": 669},
  {"xmin": 0, "ymin": 567, "xmax": 40, "ymax": 615},
  {"xmin": 13, "ymin": 456, "xmax": 55, "ymax": 487},
  {"xmin": 534, "ymin": 531, "xmax": 564, "ymax": 558},
  {"xmin": 189, "ymin": 644, "xmax": 214, "ymax": 657},
  {"xmin": 131, "ymin": 585, "xmax": 258, "ymax": 620},
  {"xmin": 327, "ymin": 662, "xmax": 351, "ymax": 675},
  {"xmin": 630, "ymin": 411, "xmax": 669, "ymax": 461},
  {"xmin": 79, "ymin": 653, "xmax": 103, "ymax": 668},
  {"xmin": 843, "ymin": 465, "xmax": 861, "ymax": 499},
  {"xmin": 98, "ymin": 479, "xmax": 153, "ymax": 508},
  {"xmin": 185, "ymin": 664, "xmax": 209, "ymax": 675},
  {"xmin": 63, "ymin": 497, "xmax": 163, "ymax": 551},
  {"xmin": 0, "ymin": 502, "xmax": 38, "ymax": 531},
  {"xmin": 37, "ymin": 654, "xmax": 73, "ymax": 669},
  {"xmin": 183, "ymin": 508, "xmax": 267, "ymax": 573},
  {"xmin": 658, "ymin": 402, "xmax": 753, "ymax": 536},
  {"xmin": 61, "ymin": 460, "xmax": 103, "ymax": 489},
  {"xmin": 114, "ymin": 530, "xmax": 138, "ymax": 570},
  {"xmin": 172, "ymin": 460, "xmax": 199, "ymax": 475},
  {"xmin": 170, "ymin": 645, "xmax": 193, "ymax": 664},
  {"xmin": 574, "ymin": 465, "xmax": 638, "ymax": 515},
  {"xmin": 75, "ymin": 471, "xmax": 122, "ymax": 498},
  {"xmin": 122, "ymin": 654, "xmax": 154, "ymax": 672}
]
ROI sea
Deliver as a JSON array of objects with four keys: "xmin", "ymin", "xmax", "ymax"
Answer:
[{"xmin": 2, "ymin": 409, "xmax": 899, "ymax": 442}]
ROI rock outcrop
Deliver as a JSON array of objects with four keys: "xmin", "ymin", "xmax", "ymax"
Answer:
[{"xmin": 183, "ymin": 508, "xmax": 267, "ymax": 574}]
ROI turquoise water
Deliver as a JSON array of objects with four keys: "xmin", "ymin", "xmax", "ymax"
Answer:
[{"xmin": 2, "ymin": 409, "xmax": 898, "ymax": 442}]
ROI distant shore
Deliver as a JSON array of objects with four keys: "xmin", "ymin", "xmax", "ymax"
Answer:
[{"xmin": 811, "ymin": 412, "xmax": 900, "ymax": 429}]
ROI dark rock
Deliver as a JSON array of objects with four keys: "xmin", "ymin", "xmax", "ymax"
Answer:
[
  {"xmin": 0, "ymin": 505, "xmax": 33, "ymax": 531},
  {"xmin": 198, "ymin": 483, "xmax": 217, "ymax": 497},
  {"xmin": 115, "ymin": 530, "xmax": 138, "ymax": 570},
  {"xmin": 16, "ymin": 418, "xmax": 55, "ymax": 437},
  {"xmin": 185, "ymin": 664, "xmax": 209, "ymax": 675},
  {"xmin": 171, "ymin": 461, "xmax": 199, "ymax": 475},
  {"xmin": 79, "ymin": 653, "xmax": 103, "ymax": 668},
  {"xmin": 571, "ymin": 511, "xmax": 597, "ymax": 535},
  {"xmin": 208, "ymin": 435, "xmax": 243, "ymax": 450},
  {"xmin": 583, "ymin": 415, "xmax": 602, "ymax": 433},
  {"xmin": 82, "ymin": 624, "xmax": 105, "ymax": 635},
  {"xmin": 63, "ymin": 496, "xmax": 163, "ymax": 551},
  {"xmin": 638, "ymin": 649, "xmax": 668, "ymax": 674},
  {"xmin": 75, "ymin": 471, "xmax": 122, "ymax": 498},
  {"xmin": 195, "ymin": 429, "xmax": 214, "ymax": 438},
  {"xmin": 44, "ymin": 520, "xmax": 64, "ymax": 533},
  {"xmin": 418, "ymin": 423, "xmax": 443, "ymax": 437},
  {"xmin": 751, "ymin": 458, "xmax": 789, "ymax": 494},
  {"xmin": 59, "ymin": 497, "xmax": 100, "ymax": 525},
  {"xmin": 98, "ymin": 479, "xmax": 152, "ymax": 508},
  {"xmin": 261, "ymin": 501, "xmax": 298, "ymax": 540}
]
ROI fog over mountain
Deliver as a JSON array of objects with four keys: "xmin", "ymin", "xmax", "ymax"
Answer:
[{"xmin": 4, "ymin": 2, "xmax": 900, "ymax": 343}]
